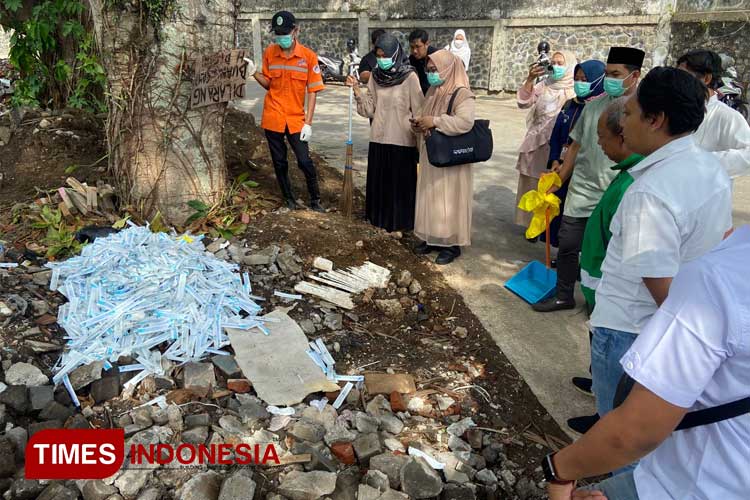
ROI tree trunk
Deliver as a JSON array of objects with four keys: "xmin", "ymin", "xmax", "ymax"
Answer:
[{"xmin": 88, "ymin": 0, "xmax": 237, "ymax": 224}]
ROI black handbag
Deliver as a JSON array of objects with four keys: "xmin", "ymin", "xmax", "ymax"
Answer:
[{"xmin": 425, "ymin": 87, "xmax": 493, "ymax": 167}]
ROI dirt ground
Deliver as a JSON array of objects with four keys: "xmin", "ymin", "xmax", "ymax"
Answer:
[{"xmin": 0, "ymin": 106, "xmax": 570, "ymax": 483}]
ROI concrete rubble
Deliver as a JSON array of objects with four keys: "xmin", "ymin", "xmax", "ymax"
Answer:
[{"xmin": 0, "ymin": 235, "xmax": 547, "ymax": 500}]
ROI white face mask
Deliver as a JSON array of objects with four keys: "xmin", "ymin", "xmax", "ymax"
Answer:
[{"xmin": 454, "ymin": 40, "xmax": 465, "ymax": 49}]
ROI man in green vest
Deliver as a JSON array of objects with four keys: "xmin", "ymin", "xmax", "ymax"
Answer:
[{"xmin": 567, "ymin": 96, "xmax": 644, "ymax": 434}]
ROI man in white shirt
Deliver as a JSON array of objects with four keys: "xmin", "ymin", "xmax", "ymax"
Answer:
[
  {"xmin": 677, "ymin": 49, "xmax": 750, "ymax": 178},
  {"xmin": 588, "ymin": 68, "xmax": 733, "ymax": 440},
  {"xmin": 545, "ymin": 225, "xmax": 750, "ymax": 500}
]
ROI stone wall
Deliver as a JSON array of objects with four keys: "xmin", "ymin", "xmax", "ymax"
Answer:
[
  {"xmin": 240, "ymin": 1, "xmax": 748, "ymax": 91},
  {"xmin": 243, "ymin": 0, "xmax": 661, "ymax": 18},
  {"xmin": 505, "ymin": 24, "xmax": 656, "ymax": 89},
  {"xmin": 669, "ymin": 20, "xmax": 749, "ymax": 84}
]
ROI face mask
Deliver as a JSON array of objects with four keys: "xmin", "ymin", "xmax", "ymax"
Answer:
[
  {"xmin": 275, "ymin": 34, "xmax": 293, "ymax": 49},
  {"xmin": 377, "ymin": 57, "xmax": 394, "ymax": 71},
  {"xmin": 603, "ymin": 72, "xmax": 634, "ymax": 97},
  {"xmin": 427, "ymin": 71, "xmax": 444, "ymax": 86},
  {"xmin": 551, "ymin": 65, "xmax": 567, "ymax": 81},
  {"xmin": 574, "ymin": 81, "xmax": 592, "ymax": 98},
  {"xmin": 454, "ymin": 40, "xmax": 465, "ymax": 49}
]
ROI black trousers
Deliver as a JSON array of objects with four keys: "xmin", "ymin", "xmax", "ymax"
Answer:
[
  {"xmin": 556, "ymin": 215, "xmax": 588, "ymax": 302},
  {"xmin": 264, "ymin": 127, "xmax": 320, "ymax": 202}
]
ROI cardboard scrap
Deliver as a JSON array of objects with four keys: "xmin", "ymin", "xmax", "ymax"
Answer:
[
  {"xmin": 364, "ymin": 373, "xmax": 417, "ymax": 395},
  {"xmin": 226, "ymin": 309, "xmax": 339, "ymax": 406}
]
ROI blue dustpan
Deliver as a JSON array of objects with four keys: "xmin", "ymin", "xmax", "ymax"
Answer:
[
  {"xmin": 505, "ymin": 209, "xmax": 557, "ymax": 304},
  {"xmin": 505, "ymin": 261, "xmax": 557, "ymax": 304}
]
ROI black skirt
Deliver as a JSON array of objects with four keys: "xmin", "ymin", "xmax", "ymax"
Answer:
[{"xmin": 366, "ymin": 142, "xmax": 418, "ymax": 232}]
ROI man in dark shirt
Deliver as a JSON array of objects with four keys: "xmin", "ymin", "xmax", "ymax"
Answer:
[
  {"xmin": 408, "ymin": 29, "xmax": 438, "ymax": 95},
  {"xmin": 358, "ymin": 28, "xmax": 386, "ymax": 84}
]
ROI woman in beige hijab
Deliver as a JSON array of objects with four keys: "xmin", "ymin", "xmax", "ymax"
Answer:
[
  {"xmin": 411, "ymin": 50, "xmax": 475, "ymax": 265},
  {"xmin": 514, "ymin": 50, "xmax": 577, "ymax": 233}
]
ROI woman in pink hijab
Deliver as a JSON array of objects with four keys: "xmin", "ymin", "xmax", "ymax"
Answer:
[{"xmin": 513, "ymin": 50, "xmax": 577, "ymax": 235}]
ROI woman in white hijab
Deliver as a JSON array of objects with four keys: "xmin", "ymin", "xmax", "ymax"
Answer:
[{"xmin": 445, "ymin": 29, "xmax": 471, "ymax": 70}]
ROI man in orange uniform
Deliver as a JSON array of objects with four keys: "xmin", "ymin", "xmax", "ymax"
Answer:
[{"xmin": 251, "ymin": 11, "xmax": 325, "ymax": 211}]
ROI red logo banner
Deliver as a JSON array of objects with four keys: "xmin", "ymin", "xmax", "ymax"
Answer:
[{"xmin": 26, "ymin": 429, "xmax": 125, "ymax": 479}]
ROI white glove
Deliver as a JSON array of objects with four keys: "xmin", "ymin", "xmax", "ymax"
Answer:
[
  {"xmin": 300, "ymin": 124, "xmax": 312, "ymax": 142},
  {"xmin": 243, "ymin": 57, "xmax": 257, "ymax": 77}
]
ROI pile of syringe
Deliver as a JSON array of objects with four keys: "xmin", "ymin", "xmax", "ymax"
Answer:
[{"xmin": 46, "ymin": 223, "xmax": 268, "ymax": 406}]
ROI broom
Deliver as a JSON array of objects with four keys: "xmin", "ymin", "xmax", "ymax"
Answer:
[{"xmin": 341, "ymin": 72, "xmax": 355, "ymax": 218}]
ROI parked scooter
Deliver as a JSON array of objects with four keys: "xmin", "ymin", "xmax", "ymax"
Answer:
[
  {"xmin": 317, "ymin": 38, "xmax": 361, "ymax": 83},
  {"xmin": 718, "ymin": 54, "xmax": 749, "ymax": 121}
]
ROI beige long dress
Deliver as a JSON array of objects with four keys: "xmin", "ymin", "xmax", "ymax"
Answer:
[
  {"xmin": 414, "ymin": 50, "xmax": 475, "ymax": 248},
  {"xmin": 513, "ymin": 50, "xmax": 577, "ymax": 226}
]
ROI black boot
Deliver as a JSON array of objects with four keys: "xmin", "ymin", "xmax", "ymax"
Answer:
[
  {"xmin": 414, "ymin": 241, "xmax": 436, "ymax": 255},
  {"xmin": 435, "ymin": 246, "xmax": 461, "ymax": 265},
  {"xmin": 276, "ymin": 173, "xmax": 300, "ymax": 210},
  {"xmin": 531, "ymin": 295, "xmax": 576, "ymax": 312},
  {"xmin": 309, "ymin": 199, "xmax": 326, "ymax": 213}
]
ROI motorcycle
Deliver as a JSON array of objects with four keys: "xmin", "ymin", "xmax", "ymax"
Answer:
[
  {"xmin": 317, "ymin": 38, "xmax": 361, "ymax": 83},
  {"xmin": 717, "ymin": 54, "xmax": 749, "ymax": 121}
]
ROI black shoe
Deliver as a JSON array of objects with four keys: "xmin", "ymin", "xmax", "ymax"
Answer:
[
  {"xmin": 550, "ymin": 259, "xmax": 557, "ymax": 269},
  {"xmin": 414, "ymin": 241, "xmax": 436, "ymax": 255},
  {"xmin": 572, "ymin": 377, "xmax": 594, "ymax": 397},
  {"xmin": 526, "ymin": 236, "xmax": 539, "ymax": 244},
  {"xmin": 531, "ymin": 297, "xmax": 575, "ymax": 312},
  {"xmin": 309, "ymin": 199, "xmax": 326, "ymax": 213},
  {"xmin": 435, "ymin": 246, "xmax": 461, "ymax": 265},
  {"xmin": 284, "ymin": 198, "xmax": 301, "ymax": 210},
  {"xmin": 567, "ymin": 414, "xmax": 600, "ymax": 434}
]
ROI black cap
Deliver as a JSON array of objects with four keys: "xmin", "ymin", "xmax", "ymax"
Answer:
[
  {"xmin": 607, "ymin": 47, "xmax": 646, "ymax": 68},
  {"xmin": 271, "ymin": 11, "xmax": 295, "ymax": 35}
]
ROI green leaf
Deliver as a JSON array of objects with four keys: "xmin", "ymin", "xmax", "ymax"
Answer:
[
  {"xmin": 64, "ymin": 164, "xmax": 79, "ymax": 174},
  {"xmin": 236, "ymin": 172, "xmax": 250, "ymax": 185},
  {"xmin": 3, "ymin": 0, "xmax": 22, "ymax": 12},
  {"xmin": 186, "ymin": 199, "xmax": 209, "ymax": 212},
  {"xmin": 242, "ymin": 180, "xmax": 259, "ymax": 188},
  {"xmin": 149, "ymin": 211, "xmax": 169, "ymax": 233},
  {"xmin": 184, "ymin": 212, "xmax": 205, "ymax": 225},
  {"xmin": 112, "ymin": 215, "xmax": 131, "ymax": 229},
  {"xmin": 217, "ymin": 228, "xmax": 234, "ymax": 240}
]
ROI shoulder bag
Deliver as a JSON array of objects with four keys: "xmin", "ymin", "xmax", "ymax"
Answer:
[{"xmin": 425, "ymin": 88, "xmax": 493, "ymax": 167}]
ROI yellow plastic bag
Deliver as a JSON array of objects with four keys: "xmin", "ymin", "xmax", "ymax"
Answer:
[{"xmin": 517, "ymin": 172, "xmax": 562, "ymax": 239}]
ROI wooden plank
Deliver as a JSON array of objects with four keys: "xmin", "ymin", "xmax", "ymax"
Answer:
[
  {"xmin": 58, "ymin": 187, "xmax": 76, "ymax": 212},
  {"xmin": 67, "ymin": 189, "xmax": 88, "ymax": 215},
  {"xmin": 65, "ymin": 177, "xmax": 88, "ymax": 196},
  {"xmin": 58, "ymin": 201, "xmax": 71, "ymax": 218},
  {"xmin": 86, "ymin": 186, "xmax": 98, "ymax": 210}
]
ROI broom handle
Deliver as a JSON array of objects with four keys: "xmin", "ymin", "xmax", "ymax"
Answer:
[
  {"xmin": 545, "ymin": 208, "xmax": 551, "ymax": 269},
  {"xmin": 348, "ymin": 82, "xmax": 353, "ymax": 143}
]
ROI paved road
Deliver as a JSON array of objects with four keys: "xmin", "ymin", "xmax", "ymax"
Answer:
[{"xmin": 236, "ymin": 83, "xmax": 750, "ymax": 436}]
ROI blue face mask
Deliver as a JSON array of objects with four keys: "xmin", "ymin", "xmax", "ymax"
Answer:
[
  {"xmin": 427, "ymin": 71, "xmax": 444, "ymax": 86},
  {"xmin": 377, "ymin": 57, "xmax": 394, "ymax": 71},
  {"xmin": 603, "ymin": 72, "xmax": 634, "ymax": 97},
  {"xmin": 574, "ymin": 81, "xmax": 592, "ymax": 98},
  {"xmin": 551, "ymin": 65, "xmax": 567, "ymax": 81},
  {"xmin": 275, "ymin": 34, "xmax": 293, "ymax": 49}
]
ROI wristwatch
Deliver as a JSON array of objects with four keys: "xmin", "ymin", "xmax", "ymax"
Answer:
[{"xmin": 542, "ymin": 453, "xmax": 574, "ymax": 484}]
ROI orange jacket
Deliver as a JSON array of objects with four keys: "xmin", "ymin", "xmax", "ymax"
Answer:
[{"xmin": 261, "ymin": 42, "xmax": 325, "ymax": 134}]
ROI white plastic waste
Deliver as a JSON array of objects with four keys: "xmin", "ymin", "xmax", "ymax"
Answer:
[{"xmin": 46, "ymin": 223, "xmax": 267, "ymax": 393}]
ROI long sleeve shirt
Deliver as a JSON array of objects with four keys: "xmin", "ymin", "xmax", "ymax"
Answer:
[
  {"xmin": 355, "ymin": 72, "xmax": 424, "ymax": 148},
  {"xmin": 693, "ymin": 94, "xmax": 750, "ymax": 178}
]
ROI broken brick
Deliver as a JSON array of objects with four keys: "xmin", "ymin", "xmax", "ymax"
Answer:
[
  {"xmin": 227, "ymin": 379, "xmax": 252, "ymax": 393},
  {"xmin": 390, "ymin": 391, "xmax": 406, "ymax": 413},
  {"xmin": 331, "ymin": 442, "xmax": 356, "ymax": 465}
]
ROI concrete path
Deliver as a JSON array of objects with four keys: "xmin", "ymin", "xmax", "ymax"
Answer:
[{"xmin": 236, "ymin": 84, "xmax": 750, "ymax": 436}]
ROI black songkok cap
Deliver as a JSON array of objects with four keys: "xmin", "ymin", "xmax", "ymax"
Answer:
[{"xmin": 607, "ymin": 47, "xmax": 646, "ymax": 68}]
